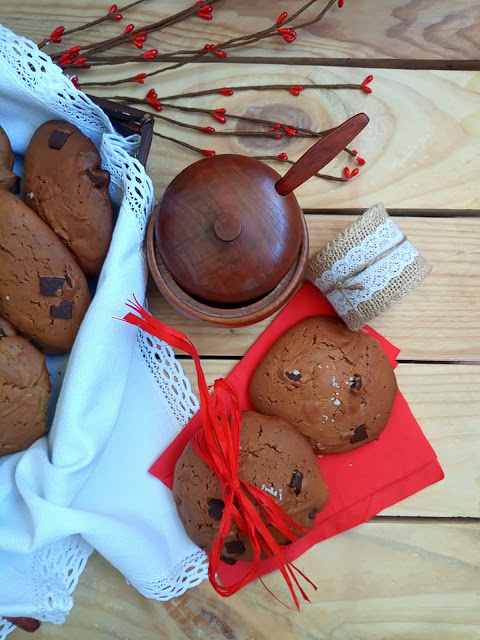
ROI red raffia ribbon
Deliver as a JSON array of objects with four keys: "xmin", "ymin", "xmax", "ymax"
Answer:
[{"xmin": 121, "ymin": 297, "xmax": 317, "ymax": 609}]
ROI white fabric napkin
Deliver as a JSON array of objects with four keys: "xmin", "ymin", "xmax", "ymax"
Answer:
[{"xmin": 0, "ymin": 26, "xmax": 207, "ymax": 639}]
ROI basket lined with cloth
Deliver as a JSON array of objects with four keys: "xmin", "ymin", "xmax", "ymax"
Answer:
[{"xmin": 0, "ymin": 25, "xmax": 208, "ymax": 639}]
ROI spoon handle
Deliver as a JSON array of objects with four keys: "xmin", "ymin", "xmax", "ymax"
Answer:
[{"xmin": 275, "ymin": 112, "xmax": 369, "ymax": 196}]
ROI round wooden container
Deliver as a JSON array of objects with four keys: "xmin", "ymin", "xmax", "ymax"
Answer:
[
  {"xmin": 147, "ymin": 114, "xmax": 369, "ymax": 327},
  {"xmin": 147, "ymin": 198, "xmax": 309, "ymax": 327}
]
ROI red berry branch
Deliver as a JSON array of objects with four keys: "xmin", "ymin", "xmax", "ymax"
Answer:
[
  {"xmin": 37, "ymin": 0, "xmax": 150, "ymax": 49},
  {"xmin": 74, "ymin": 0, "xmax": 340, "ymax": 82},
  {"xmin": 37, "ymin": 0, "xmax": 372, "ymax": 183}
]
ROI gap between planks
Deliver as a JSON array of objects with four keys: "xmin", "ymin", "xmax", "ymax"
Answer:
[
  {"xmin": 176, "ymin": 355, "xmax": 480, "ymax": 365},
  {"xmin": 303, "ymin": 209, "xmax": 480, "ymax": 218},
  {"xmin": 145, "ymin": 56, "xmax": 480, "ymax": 71},
  {"xmin": 370, "ymin": 515, "xmax": 480, "ymax": 524}
]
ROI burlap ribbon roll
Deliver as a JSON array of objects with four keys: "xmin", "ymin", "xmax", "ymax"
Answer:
[{"xmin": 307, "ymin": 203, "xmax": 432, "ymax": 331}]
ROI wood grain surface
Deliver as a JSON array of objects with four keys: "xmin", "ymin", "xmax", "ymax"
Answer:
[
  {"xmin": 178, "ymin": 361, "xmax": 480, "ymax": 518},
  {"xmin": 21, "ymin": 521, "xmax": 480, "ymax": 640},
  {"xmin": 149, "ymin": 216, "xmax": 480, "ymax": 361},
  {"xmin": 1, "ymin": 0, "xmax": 479, "ymax": 638},
  {"xmin": 3, "ymin": 0, "xmax": 479, "ymax": 62},
  {"xmin": 86, "ymin": 66, "xmax": 480, "ymax": 211}
]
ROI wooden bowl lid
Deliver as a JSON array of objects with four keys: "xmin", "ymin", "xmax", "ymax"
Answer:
[
  {"xmin": 154, "ymin": 154, "xmax": 303, "ymax": 304},
  {"xmin": 147, "ymin": 207, "xmax": 309, "ymax": 327}
]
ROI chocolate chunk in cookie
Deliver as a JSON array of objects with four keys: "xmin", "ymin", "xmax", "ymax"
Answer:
[
  {"xmin": 286, "ymin": 370, "xmax": 301, "ymax": 382},
  {"xmin": 350, "ymin": 373, "xmax": 363, "ymax": 392},
  {"xmin": 48, "ymin": 129, "xmax": 72, "ymax": 150},
  {"xmin": 225, "ymin": 541, "xmax": 246, "ymax": 556},
  {"xmin": 86, "ymin": 167, "xmax": 110, "ymax": 189},
  {"xmin": 50, "ymin": 300, "xmax": 73, "ymax": 320},
  {"xmin": 350, "ymin": 424, "xmax": 368, "ymax": 444},
  {"xmin": 289, "ymin": 470, "xmax": 303, "ymax": 495},
  {"xmin": 40, "ymin": 276, "xmax": 65, "ymax": 296},
  {"xmin": 208, "ymin": 498, "xmax": 225, "ymax": 521}
]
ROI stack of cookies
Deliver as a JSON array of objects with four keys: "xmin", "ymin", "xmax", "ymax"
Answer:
[
  {"xmin": 0, "ymin": 120, "xmax": 113, "ymax": 456},
  {"xmin": 173, "ymin": 315, "xmax": 398, "ymax": 564}
]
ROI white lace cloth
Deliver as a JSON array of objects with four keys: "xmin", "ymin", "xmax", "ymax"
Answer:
[
  {"xmin": 315, "ymin": 218, "xmax": 419, "ymax": 316},
  {"xmin": 0, "ymin": 25, "xmax": 207, "ymax": 639}
]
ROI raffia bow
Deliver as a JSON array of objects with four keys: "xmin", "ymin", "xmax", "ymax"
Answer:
[{"xmin": 121, "ymin": 297, "xmax": 316, "ymax": 609}]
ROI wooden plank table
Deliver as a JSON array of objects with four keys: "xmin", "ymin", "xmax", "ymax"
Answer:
[{"xmin": 1, "ymin": 1, "xmax": 479, "ymax": 638}]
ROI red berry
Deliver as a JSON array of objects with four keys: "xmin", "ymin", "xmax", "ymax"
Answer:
[
  {"xmin": 50, "ymin": 26, "xmax": 65, "ymax": 39},
  {"xmin": 361, "ymin": 75, "xmax": 373, "ymax": 93},
  {"xmin": 143, "ymin": 49, "xmax": 158, "ymax": 60},
  {"xmin": 289, "ymin": 85, "xmax": 303, "ymax": 96},
  {"xmin": 58, "ymin": 53, "xmax": 73, "ymax": 65},
  {"xmin": 277, "ymin": 27, "xmax": 297, "ymax": 43}
]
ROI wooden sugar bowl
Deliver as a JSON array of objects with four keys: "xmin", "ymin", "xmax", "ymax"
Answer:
[{"xmin": 147, "ymin": 113, "xmax": 369, "ymax": 327}]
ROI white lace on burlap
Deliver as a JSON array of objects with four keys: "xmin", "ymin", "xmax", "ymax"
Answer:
[
  {"xmin": 307, "ymin": 203, "xmax": 432, "ymax": 330},
  {"xmin": 316, "ymin": 218, "xmax": 419, "ymax": 316}
]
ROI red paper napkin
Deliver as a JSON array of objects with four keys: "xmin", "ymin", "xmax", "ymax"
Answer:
[{"xmin": 150, "ymin": 282, "xmax": 443, "ymax": 587}]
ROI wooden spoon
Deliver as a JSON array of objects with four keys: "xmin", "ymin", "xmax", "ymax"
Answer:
[{"xmin": 275, "ymin": 112, "xmax": 369, "ymax": 196}]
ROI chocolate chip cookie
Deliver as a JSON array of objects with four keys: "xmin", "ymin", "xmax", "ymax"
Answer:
[
  {"xmin": 0, "ymin": 124, "xmax": 17, "ymax": 191},
  {"xmin": 0, "ymin": 189, "xmax": 91, "ymax": 353},
  {"xmin": 173, "ymin": 410, "xmax": 328, "ymax": 563},
  {"xmin": 24, "ymin": 120, "xmax": 113, "ymax": 276},
  {"xmin": 0, "ymin": 317, "xmax": 51, "ymax": 456},
  {"xmin": 249, "ymin": 316, "xmax": 398, "ymax": 454}
]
